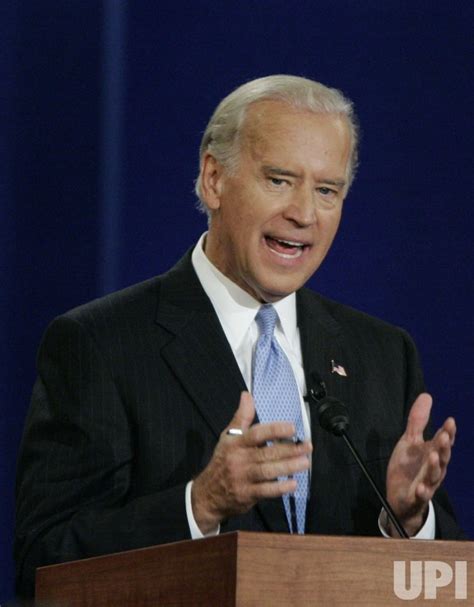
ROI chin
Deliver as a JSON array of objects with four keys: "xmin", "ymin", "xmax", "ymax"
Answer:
[{"xmin": 255, "ymin": 279, "xmax": 302, "ymax": 303}]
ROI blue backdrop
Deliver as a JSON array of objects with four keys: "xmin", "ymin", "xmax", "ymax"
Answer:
[{"xmin": 1, "ymin": 1, "xmax": 473, "ymax": 601}]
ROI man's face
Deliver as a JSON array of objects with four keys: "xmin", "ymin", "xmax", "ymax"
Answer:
[{"xmin": 203, "ymin": 100, "xmax": 352, "ymax": 303}]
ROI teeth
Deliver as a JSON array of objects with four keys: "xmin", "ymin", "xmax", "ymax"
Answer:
[{"xmin": 275, "ymin": 238, "xmax": 304, "ymax": 247}]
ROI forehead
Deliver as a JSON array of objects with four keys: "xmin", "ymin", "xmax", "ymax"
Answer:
[{"xmin": 240, "ymin": 100, "xmax": 351, "ymax": 172}]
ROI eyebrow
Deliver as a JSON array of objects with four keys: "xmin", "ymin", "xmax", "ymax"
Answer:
[
  {"xmin": 320, "ymin": 178, "xmax": 347, "ymax": 188},
  {"xmin": 262, "ymin": 165, "xmax": 346, "ymax": 188},
  {"xmin": 262, "ymin": 165, "xmax": 301, "ymax": 179}
]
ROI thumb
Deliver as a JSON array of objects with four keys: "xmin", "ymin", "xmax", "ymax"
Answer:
[
  {"xmin": 228, "ymin": 391, "xmax": 256, "ymax": 432},
  {"xmin": 405, "ymin": 392, "xmax": 432, "ymax": 440}
]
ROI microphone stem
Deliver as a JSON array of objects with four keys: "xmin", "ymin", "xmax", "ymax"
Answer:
[{"xmin": 341, "ymin": 431, "xmax": 409, "ymax": 539}]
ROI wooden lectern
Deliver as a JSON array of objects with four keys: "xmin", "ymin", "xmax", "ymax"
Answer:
[{"xmin": 36, "ymin": 532, "xmax": 473, "ymax": 605}]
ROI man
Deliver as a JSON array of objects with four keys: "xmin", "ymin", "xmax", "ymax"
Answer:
[{"xmin": 15, "ymin": 75, "xmax": 463, "ymax": 598}]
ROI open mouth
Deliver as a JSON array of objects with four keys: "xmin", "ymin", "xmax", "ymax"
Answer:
[{"xmin": 265, "ymin": 236, "xmax": 309, "ymax": 259}]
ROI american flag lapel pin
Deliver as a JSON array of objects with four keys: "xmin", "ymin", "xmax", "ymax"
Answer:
[{"xmin": 331, "ymin": 360, "xmax": 347, "ymax": 377}]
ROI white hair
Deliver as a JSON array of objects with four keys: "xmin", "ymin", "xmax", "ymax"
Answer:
[{"xmin": 195, "ymin": 74, "xmax": 359, "ymax": 214}]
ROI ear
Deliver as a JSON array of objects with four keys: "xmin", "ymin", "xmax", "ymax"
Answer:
[{"xmin": 200, "ymin": 153, "xmax": 226, "ymax": 211}]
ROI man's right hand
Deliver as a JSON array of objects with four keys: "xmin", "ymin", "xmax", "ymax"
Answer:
[{"xmin": 191, "ymin": 391, "xmax": 312, "ymax": 534}]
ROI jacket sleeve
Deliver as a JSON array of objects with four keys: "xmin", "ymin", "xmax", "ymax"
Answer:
[{"xmin": 15, "ymin": 316, "xmax": 191, "ymax": 598}]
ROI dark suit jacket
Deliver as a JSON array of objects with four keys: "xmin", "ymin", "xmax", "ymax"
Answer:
[{"xmin": 14, "ymin": 251, "xmax": 464, "ymax": 597}]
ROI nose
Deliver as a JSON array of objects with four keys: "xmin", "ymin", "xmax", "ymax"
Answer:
[{"xmin": 282, "ymin": 186, "xmax": 317, "ymax": 227}]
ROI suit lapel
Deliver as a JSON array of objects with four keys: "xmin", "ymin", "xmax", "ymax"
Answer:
[
  {"xmin": 297, "ymin": 288, "xmax": 349, "ymax": 403},
  {"xmin": 155, "ymin": 251, "xmax": 246, "ymax": 439}
]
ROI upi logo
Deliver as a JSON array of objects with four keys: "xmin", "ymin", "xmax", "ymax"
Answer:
[{"xmin": 393, "ymin": 560, "xmax": 467, "ymax": 600}]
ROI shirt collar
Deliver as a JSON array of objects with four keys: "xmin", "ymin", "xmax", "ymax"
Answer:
[{"xmin": 191, "ymin": 233, "xmax": 298, "ymax": 350}]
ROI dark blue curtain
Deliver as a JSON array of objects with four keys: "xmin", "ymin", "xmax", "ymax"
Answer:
[{"xmin": 2, "ymin": 1, "xmax": 473, "ymax": 600}]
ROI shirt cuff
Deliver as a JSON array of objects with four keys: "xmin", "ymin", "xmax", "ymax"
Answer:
[
  {"xmin": 185, "ymin": 480, "xmax": 220, "ymax": 539},
  {"xmin": 378, "ymin": 500, "xmax": 435, "ymax": 539}
]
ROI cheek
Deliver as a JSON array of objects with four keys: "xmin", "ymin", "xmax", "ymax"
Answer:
[
  {"xmin": 320, "ymin": 212, "xmax": 342, "ymax": 237},
  {"xmin": 233, "ymin": 205, "xmax": 266, "ymax": 236}
]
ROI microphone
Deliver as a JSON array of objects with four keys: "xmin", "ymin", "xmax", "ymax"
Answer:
[{"xmin": 308, "ymin": 371, "xmax": 409, "ymax": 539}]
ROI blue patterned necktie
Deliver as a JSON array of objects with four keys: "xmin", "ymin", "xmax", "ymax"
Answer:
[{"xmin": 252, "ymin": 304, "xmax": 308, "ymax": 534}]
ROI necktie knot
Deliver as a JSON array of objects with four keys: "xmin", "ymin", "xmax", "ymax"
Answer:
[{"xmin": 255, "ymin": 304, "xmax": 278, "ymax": 337}]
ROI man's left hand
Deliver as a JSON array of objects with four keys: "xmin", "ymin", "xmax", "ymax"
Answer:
[{"xmin": 386, "ymin": 392, "xmax": 456, "ymax": 537}]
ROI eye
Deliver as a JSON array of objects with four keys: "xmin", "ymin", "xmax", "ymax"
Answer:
[
  {"xmin": 269, "ymin": 177, "xmax": 288, "ymax": 187},
  {"xmin": 317, "ymin": 186, "xmax": 337, "ymax": 196}
]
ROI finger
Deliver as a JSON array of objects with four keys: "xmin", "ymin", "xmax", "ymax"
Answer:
[
  {"xmin": 415, "ymin": 481, "xmax": 432, "ymax": 503},
  {"xmin": 432, "ymin": 430, "xmax": 452, "ymax": 468},
  {"xmin": 415, "ymin": 451, "xmax": 443, "ymax": 495},
  {"xmin": 432, "ymin": 417, "xmax": 456, "ymax": 444},
  {"xmin": 226, "ymin": 391, "xmax": 256, "ymax": 434},
  {"xmin": 249, "ymin": 455, "xmax": 311, "ymax": 482},
  {"xmin": 443, "ymin": 417, "xmax": 456, "ymax": 446},
  {"xmin": 253, "ymin": 440, "xmax": 313, "ymax": 464},
  {"xmin": 253, "ymin": 478, "xmax": 298, "ymax": 500},
  {"xmin": 426, "ymin": 450, "xmax": 442, "ymax": 485},
  {"xmin": 405, "ymin": 393, "xmax": 432, "ymax": 441},
  {"xmin": 413, "ymin": 465, "xmax": 441, "ymax": 505},
  {"xmin": 244, "ymin": 421, "xmax": 297, "ymax": 447}
]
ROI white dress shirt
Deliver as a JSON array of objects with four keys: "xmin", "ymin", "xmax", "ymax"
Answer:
[{"xmin": 184, "ymin": 233, "xmax": 435, "ymax": 540}]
